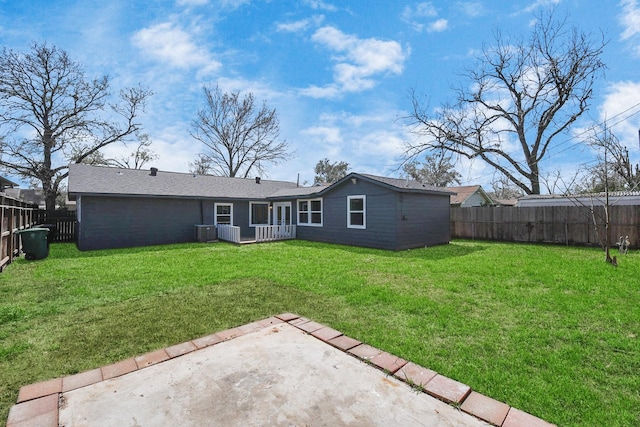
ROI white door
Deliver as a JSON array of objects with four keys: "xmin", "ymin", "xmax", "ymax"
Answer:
[{"xmin": 272, "ymin": 202, "xmax": 291, "ymax": 226}]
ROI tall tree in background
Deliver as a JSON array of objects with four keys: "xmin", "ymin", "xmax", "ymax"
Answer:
[
  {"xmin": 108, "ymin": 135, "xmax": 158, "ymax": 169},
  {"xmin": 402, "ymin": 152, "xmax": 461, "ymax": 187},
  {"xmin": 188, "ymin": 153, "xmax": 214, "ymax": 175},
  {"xmin": 0, "ymin": 42, "xmax": 151, "ymax": 213},
  {"xmin": 190, "ymin": 85, "xmax": 289, "ymax": 178},
  {"xmin": 314, "ymin": 158, "xmax": 349, "ymax": 184},
  {"xmin": 404, "ymin": 10, "xmax": 606, "ymax": 195},
  {"xmin": 579, "ymin": 126, "xmax": 640, "ymax": 193}
]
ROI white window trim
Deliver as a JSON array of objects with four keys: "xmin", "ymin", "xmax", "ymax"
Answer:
[
  {"xmin": 249, "ymin": 201, "xmax": 270, "ymax": 227},
  {"xmin": 297, "ymin": 197, "xmax": 323, "ymax": 227},
  {"xmin": 214, "ymin": 202, "xmax": 233, "ymax": 226},
  {"xmin": 347, "ymin": 195, "xmax": 366, "ymax": 229}
]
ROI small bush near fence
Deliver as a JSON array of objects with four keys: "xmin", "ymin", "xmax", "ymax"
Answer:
[{"xmin": 451, "ymin": 205, "xmax": 640, "ymax": 247}]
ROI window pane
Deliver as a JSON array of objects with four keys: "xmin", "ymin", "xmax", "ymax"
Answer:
[
  {"xmin": 311, "ymin": 213, "xmax": 322, "ymax": 224},
  {"xmin": 350, "ymin": 213, "xmax": 364, "ymax": 226},
  {"xmin": 300, "ymin": 212, "xmax": 309, "ymax": 223},
  {"xmin": 311, "ymin": 200, "xmax": 321, "ymax": 211},
  {"xmin": 299, "ymin": 201, "xmax": 308, "ymax": 211},
  {"xmin": 218, "ymin": 215, "xmax": 231, "ymax": 224},
  {"xmin": 252, "ymin": 204, "xmax": 268, "ymax": 225},
  {"xmin": 350, "ymin": 198, "xmax": 363, "ymax": 211},
  {"xmin": 217, "ymin": 205, "xmax": 231, "ymax": 215}
]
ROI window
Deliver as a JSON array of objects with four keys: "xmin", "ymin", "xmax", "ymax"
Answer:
[
  {"xmin": 297, "ymin": 198, "xmax": 323, "ymax": 226},
  {"xmin": 214, "ymin": 203, "xmax": 233, "ymax": 225},
  {"xmin": 347, "ymin": 195, "xmax": 366, "ymax": 229},
  {"xmin": 250, "ymin": 202, "xmax": 270, "ymax": 226}
]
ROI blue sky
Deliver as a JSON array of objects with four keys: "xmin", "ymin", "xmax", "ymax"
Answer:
[{"xmin": 2, "ymin": 0, "xmax": 640, "ymax": 191}]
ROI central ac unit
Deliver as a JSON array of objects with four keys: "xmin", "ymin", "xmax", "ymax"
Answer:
[{"xmin": 195, "ymin": 225, "xmax": 217, "ymax": 242}]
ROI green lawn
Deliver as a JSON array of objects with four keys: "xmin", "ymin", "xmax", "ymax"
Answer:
[{"xmin": 1, "ymin": 240, "xmax": 638, "ymax": 426}]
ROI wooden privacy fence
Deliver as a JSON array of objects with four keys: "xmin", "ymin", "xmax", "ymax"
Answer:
[
  {"xmin": 34, "ymin": 210, "xmax": 77, "ymax": 242},
  {"xmin": 451, "ymin": 205, "xmax": 640, "ymax": 247},
  {"xmin": 0, "ymin": 195, "xmax": 39, "ymax": 271}
]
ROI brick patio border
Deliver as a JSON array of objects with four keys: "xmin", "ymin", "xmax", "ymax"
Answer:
[{"xmin": 6, "ymin": 314, "xmax": 555, "ymax": 427}]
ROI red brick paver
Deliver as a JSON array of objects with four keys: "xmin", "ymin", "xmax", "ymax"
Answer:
[
  {"xmin": 394, "ymin": 362, "xmax": 437, "ymax": 387},
  {"xmin": 275, "ymin": 312, "xmax": 299, "ymax": 322},
  {"xmin": 424, "ymin": 374, "xmax": 471, "ymax": 404},
  {"xmin": 461, "ymin": 391, "xmax": 510, "ymax": 426},
  {"xmin": 6, "ymin": 394, "xmax": 58, "ymax": 427},
  {"xmin": 135, "ymin": 349, "xmax": 170, "ymax": 369},
  {"xmin": 101, "ymin": 358, "xmax": 138, "ymax": 380},
  {"xmin": 62, "ymin": 369, "xmax": 103, "ymax": 392},
  {"xmin": 17, "ymin": 378, "xmax": 62, "ymax": 403},
  {"xmin": 328, "ymin": 335, "xmax": 361, "ymax": 351},
  {"xmin": 166, "ymin": 341, "xmax": 197, "ymax": 358},
  {"xmin": 370, "ymin": 352, "xmax": 408, "ymax": 374},
  {"xmin": 295, "ymin": 321, "xmax": 324, "ymax": 333},
  {"xmin": 193, "ymin": 333, "xmax": 222, "ymax": 348},
  {"xmin": 503, "ymin": 407, "xmax": 556, "ymax": 427},
  {"xmin": 216, "ymin": 327, "xmax": 244, "ymax": 341},
  {"xmin": 311, "ymin": 326, "xmax": 343, "ymax": 342},
  {"xmin": 348, "ymin": 344, "xmax": 382, "ymax": 360}
]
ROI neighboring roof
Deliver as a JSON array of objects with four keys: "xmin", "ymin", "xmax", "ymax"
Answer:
[
  {"xmin": 4, "ymin": 188, "xmax": 44, "ymax": 206},
  {"xmin": 68, "ymin": 164, "xmax": 300, "ymax": 200},
  {"xmin": 446, "ymin": 185, "xmax": 494, "ymax": 206},
  {"xmin": 517, "ymin": 191, "xmax": 640, "ymax": 207}
]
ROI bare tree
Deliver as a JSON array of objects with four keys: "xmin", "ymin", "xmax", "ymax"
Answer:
[
  {"xmin": 314, "ymin": 158, "xmax": 349, "ymax": 184},
  {"xmin": 579, "ymin": 126, "xmax": 640, "ymax": 192},
  {"xmin": 404, "ymin": 10, "xmax": 606, "ymax": 195},
  {"xmin": 190, "ymin": 85, "xmax": 289, "ymax": 178},
  {"xmin": 0, "ymin": 42, "xmax": 152, "ymax": 213},
  {"xmin": 488, "ymin": 175, "xmax": 524, "ymax": 200},
  {"xmin": 108, "ymin": 135, "xmax": 158, "ymax": 169},
  {"xmin": 402, "ymin": 152, "xmax": 461, "ymax": 187},
  {"xmin": 189, "ymin": 153, "xmax": 214, "ymax": 175}
]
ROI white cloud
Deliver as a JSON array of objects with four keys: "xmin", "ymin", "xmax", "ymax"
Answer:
[
  {"xmin": 455, "ymin": 2, "xmax": 484, "ymax": 17},
  {"xmin": 427, "ymin": 19, "xmax": 448, "ymax": 32},
  {"xmin": 401, "ymin": 3, "xmax": 449, "ymax": 33},
  {"xmin": 599, "ymin": 81, "xmax": 640, "ymax": 154},
  {"xmin": 619, "ymin": 0, "xmax": 640, "ymax": 56},
  {"xmin": 520, "ymin": 0, "xmax": 560, "ymax": 14},
  {"xmin": 304, "ymin": 0, "xmax": 338, "ymax": 12},
  {"xmin": 303, "ymin": 26, "xmax": 407, "ymax": 98},
  {"xmin": 276, "ymin": 15, "xmax": 324, "ymax": 33},
  {"xmin": 131, "ymin": 22, "xmax": 221, "ymax": 74},
  {"xmin": 176, "ymin": 0, "xmax": 209, "ymax": 6}
]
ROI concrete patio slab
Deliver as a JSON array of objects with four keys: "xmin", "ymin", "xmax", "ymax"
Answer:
[{"xmin": 8, "ymin": 314, "xmax": 556, "ymax": 427}]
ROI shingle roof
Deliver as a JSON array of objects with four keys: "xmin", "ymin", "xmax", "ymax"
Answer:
[
  {"xmin": 68, "ymin": 164, "xmax": 300, "ymax": 199},
  {"xmin": 68, "ymin": 165, "xmax": 454, "ymax": 201},
  {"xmin": 446, "ymin": 185, "xmax": 483, "ymax": 205},
  {"xmin": 357, "ymin": 173, "xmax": 454, "ymax": 195}
]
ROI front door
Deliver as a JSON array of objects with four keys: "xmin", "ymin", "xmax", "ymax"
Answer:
[{"xmin": 272, "ymin": 202, "xmax": 291, "ymax": 226}]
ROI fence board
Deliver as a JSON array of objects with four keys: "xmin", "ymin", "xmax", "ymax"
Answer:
[{"xmin": 451, "ymin": 205, "xmax": 640, "ymax": 247}]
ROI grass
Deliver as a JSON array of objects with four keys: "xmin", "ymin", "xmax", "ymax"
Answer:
[{"xmin": 1, "ymin": 239, "xmax": 639, "ymax": 426}]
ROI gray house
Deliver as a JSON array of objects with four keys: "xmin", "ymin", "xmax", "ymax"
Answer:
[{"xmin": 68, "ymin": 164, "xmax": 452, "ymax": 251}]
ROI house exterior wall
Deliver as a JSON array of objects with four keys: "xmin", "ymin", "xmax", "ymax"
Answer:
[
  {"xmin": 295, "ymin": 179, "xmax": 398, "ymax": 250},
  {"xmin": 395, "ymin": 192, "xmax": 450, "ymax": 250},
  {"xmin": 294, "ymin": 179, "xmax": 452, "ymax": 251},
  {"xmin": 77, "ymin": 196, "xmax": 205, "ymax": 251}
]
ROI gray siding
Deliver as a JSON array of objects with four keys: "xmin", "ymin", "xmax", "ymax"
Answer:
[
  {"xmin": 395, "ymin": 193, "xmax": 450, "ymax": 250},
  {"xmin": 296, "ymin": 180, "xmax": 399, "ymax": 250},
  {"xmin": 78, "ymin": 196, "xmax": 205, "ymax": 251},
  {"xmin": 296, "ymin": 180, "xmax": 450, "ymax": 250}
]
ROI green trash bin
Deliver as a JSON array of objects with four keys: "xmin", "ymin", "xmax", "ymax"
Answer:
[{"xmin": 17, "ymin": 228, "xmax": 50, "ymax": 260}]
